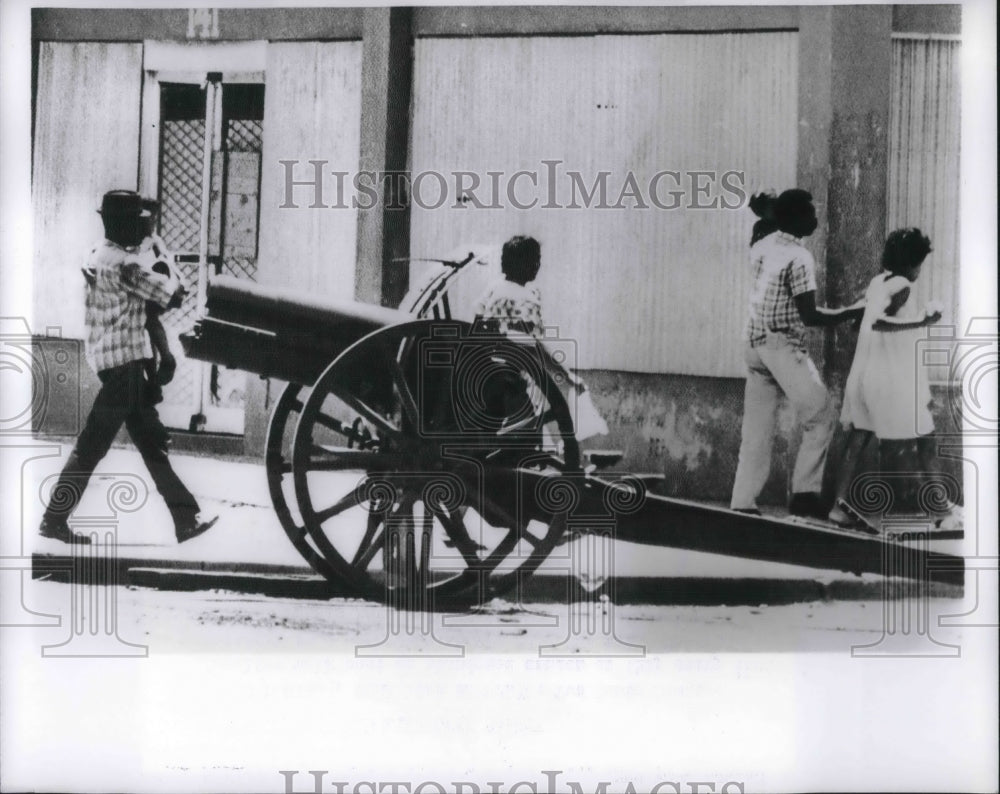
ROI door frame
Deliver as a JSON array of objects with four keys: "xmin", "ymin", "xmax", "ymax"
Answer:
[
  {"xmin": 138, "ymin": 40, "xmax": 266, "ymax": 219},
  {"xmin": 138, "ymin": 40, "xmax": 266, "ymax": 433}
]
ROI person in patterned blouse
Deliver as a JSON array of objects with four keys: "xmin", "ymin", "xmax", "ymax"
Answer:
[
  {"xmin": 39, "ymin": 190, "xmax": 217, "ymax": 545},
  {"xmin": 470, "ymin": 236, "xmax": 547, "ymax": 437},
  {"xmin": 474, "ymin": 235, "xmax": 544, "ymax": 339},
  {"xmin": 472, "ymin": 235, "xmax": 604, "ymax": 448}
]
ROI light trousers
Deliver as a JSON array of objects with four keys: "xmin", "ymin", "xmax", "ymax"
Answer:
[{"xmin": 730, "ymin": 334, "xmax": 834, "ymax": 510}]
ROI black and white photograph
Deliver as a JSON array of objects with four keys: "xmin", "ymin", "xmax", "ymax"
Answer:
[{"xmin": 1, "ymin": 1, "xmax": 996, "ymax": 792}]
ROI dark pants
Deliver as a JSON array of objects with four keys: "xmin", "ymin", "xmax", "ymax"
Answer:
[{"xmin": 43, "ymin": 360, "xmax": 199, "ymax": 529}]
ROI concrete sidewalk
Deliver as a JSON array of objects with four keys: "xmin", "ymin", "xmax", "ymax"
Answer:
[{"xmin": 27, "ymin": 445, "xmax": 963, "ymax": 605}]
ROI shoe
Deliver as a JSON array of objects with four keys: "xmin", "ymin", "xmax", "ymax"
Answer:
[
  {"xmin": 934, "ymin": 505, "xmax": 963, "ymax": 532},
  {"xmin": 175, "ymin": 513, "xmax": 219, "ymax": 544},
  {"xmin": 827, "ymin": 499, "xmax": 880, "ymax": 535},
  {"xmin": 39, "ymin": 517, "xmax": 92, "ymax": 545},
  {"xmin": 733, "ymin": 507, "xmax": 762, "ymax": 516},
  {"xmin": 827, "ymin": 500, "xmax": 853, "ymax": 525},
  {"xmin": 788, "ymin": 492, "xmax": 829, "ymax": 520}
]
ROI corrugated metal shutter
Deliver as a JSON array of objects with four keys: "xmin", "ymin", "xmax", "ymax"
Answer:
[
  {"xmin": 32, "ymin": 42, "xmax": 143, "ymax": 338},
  {"xmin": 257, "ymin": 41, "xmax": 362, "ymax": 295},
  {"xmin": 410, "ymin": 33, "xmax": 798, "ymax": 376},
  {"xmin": 887, "ymin": 37, "xmax": 960, "ymax": 326}
]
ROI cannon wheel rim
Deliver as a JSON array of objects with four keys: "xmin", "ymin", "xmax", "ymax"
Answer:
[
  {"xmin": 290, "ymin": 318, "xmax": 581, "ymax": 605},
  {"xmin": 264, "ymin": 382, "xmax": 343, "ymax": 582}
]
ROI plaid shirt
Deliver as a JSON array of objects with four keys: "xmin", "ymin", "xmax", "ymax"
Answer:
[
  {"xmin": 82, "ymin": 240, "xmax": 178, "ymax": 373},
  {"xmin": 745, "ymin": 231, "xmax": 817, "ymax": 347}
]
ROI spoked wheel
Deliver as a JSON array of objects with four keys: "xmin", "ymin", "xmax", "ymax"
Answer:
[
  {"xmin": 291, "ymin": 319, "xmax": 581, "ymax": 606},
  {"xmin": 265, "ymin": 383, "xmax": 341, "ymax": 581}
]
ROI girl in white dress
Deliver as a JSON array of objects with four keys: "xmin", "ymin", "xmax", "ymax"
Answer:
[{"xmin": 829, "ymin": 229, "xmax": 958, "ymax": 528}]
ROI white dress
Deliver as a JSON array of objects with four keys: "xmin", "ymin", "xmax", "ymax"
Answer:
[{"xmin": 840, "ymin": 272, "xmax": 935, "ymax": 439}]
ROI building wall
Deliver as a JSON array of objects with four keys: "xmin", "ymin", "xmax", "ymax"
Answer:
[
  {"xmin": 32, "ymin": 42, "xmax": 144, "ymax": 340},
  {"xmin": 30, "ymin": 5, "xmax": 964, "ymax": 505},
  {"xmin": 257, "ymin": 40, "xmax": 363, "ymax": 295},
  {"xmin": 581, "ymin": 371, "xmax": 963, "ymax": 504},
  {"xmin": 31, "ymin": 8, "xmax": 364, "ymax": 41},
  {"xmin": 887, "ymin": 36, "xmax": 961, "ymax": 329},
  {"xmin": 408, "ymin": 31, "xmax": 799, "ymax": 376}
]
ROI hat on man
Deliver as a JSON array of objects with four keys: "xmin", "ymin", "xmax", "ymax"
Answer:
[
  {"xmin": 98, "ymin": 190, "xmax": 150, "ymax": 219},
  {"xmin": 98, "ymin": 190, "xmax": 150, "ymax": 248}
]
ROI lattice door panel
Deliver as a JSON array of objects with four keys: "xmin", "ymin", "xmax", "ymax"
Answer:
[
  {"xmin": 227, "ymin": 118, "xmax": 262, "ymax": 154},
  {"xmin": 158, "ymin": 117, "xmax": 206, "ymax": 424},
  {"xmin": 160, "ymin": 119, "xmax": 205, "ymax": 253}
]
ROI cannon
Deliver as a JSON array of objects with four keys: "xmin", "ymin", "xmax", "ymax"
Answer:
[{"xmin": 182, "ymin": 255, "xmax": 964, "ymax": 605}]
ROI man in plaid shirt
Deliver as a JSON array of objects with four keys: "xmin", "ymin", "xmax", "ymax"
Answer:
[
  {"xmin": 730, "ymin": 189, "xmax": 864, "ymax": 519},
  {"xmin": 39, "ymin": 190, "xmax": 217, "ymax": 544}
]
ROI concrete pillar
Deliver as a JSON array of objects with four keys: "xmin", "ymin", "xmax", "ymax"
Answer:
[
  {"xmin": 796, "ymin": 4, "xmax": 893, "ymax": 383},
  {"xmin": 796, "ymin": 6, "xmax": 834, "ymax": 373},
  {"xmin": 825, "ymin": 5, "xmax": 894, "ymax": 382},
  {"xmin": 355, "ymin": 7, "xmax": 414, "ymax": 308}
]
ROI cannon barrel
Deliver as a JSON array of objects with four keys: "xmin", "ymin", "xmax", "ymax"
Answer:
[{"xmin": 180, "ymin": 275, "xmax": 409, "ymax": 385}]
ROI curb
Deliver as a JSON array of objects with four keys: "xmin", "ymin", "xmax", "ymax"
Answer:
[{"xmin": 32, "ymin": 553, "xmax": 964, "ymax": 606}]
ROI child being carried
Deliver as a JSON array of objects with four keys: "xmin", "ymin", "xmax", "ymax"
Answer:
[{"xmin": 138, "ymin": 198, "xmax": 185, "ymax": 403}]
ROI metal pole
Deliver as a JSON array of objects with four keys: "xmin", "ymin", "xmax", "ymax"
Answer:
[{"xmin": 194, "ymin": 75, "xmax": 219, "ymax": 424}]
